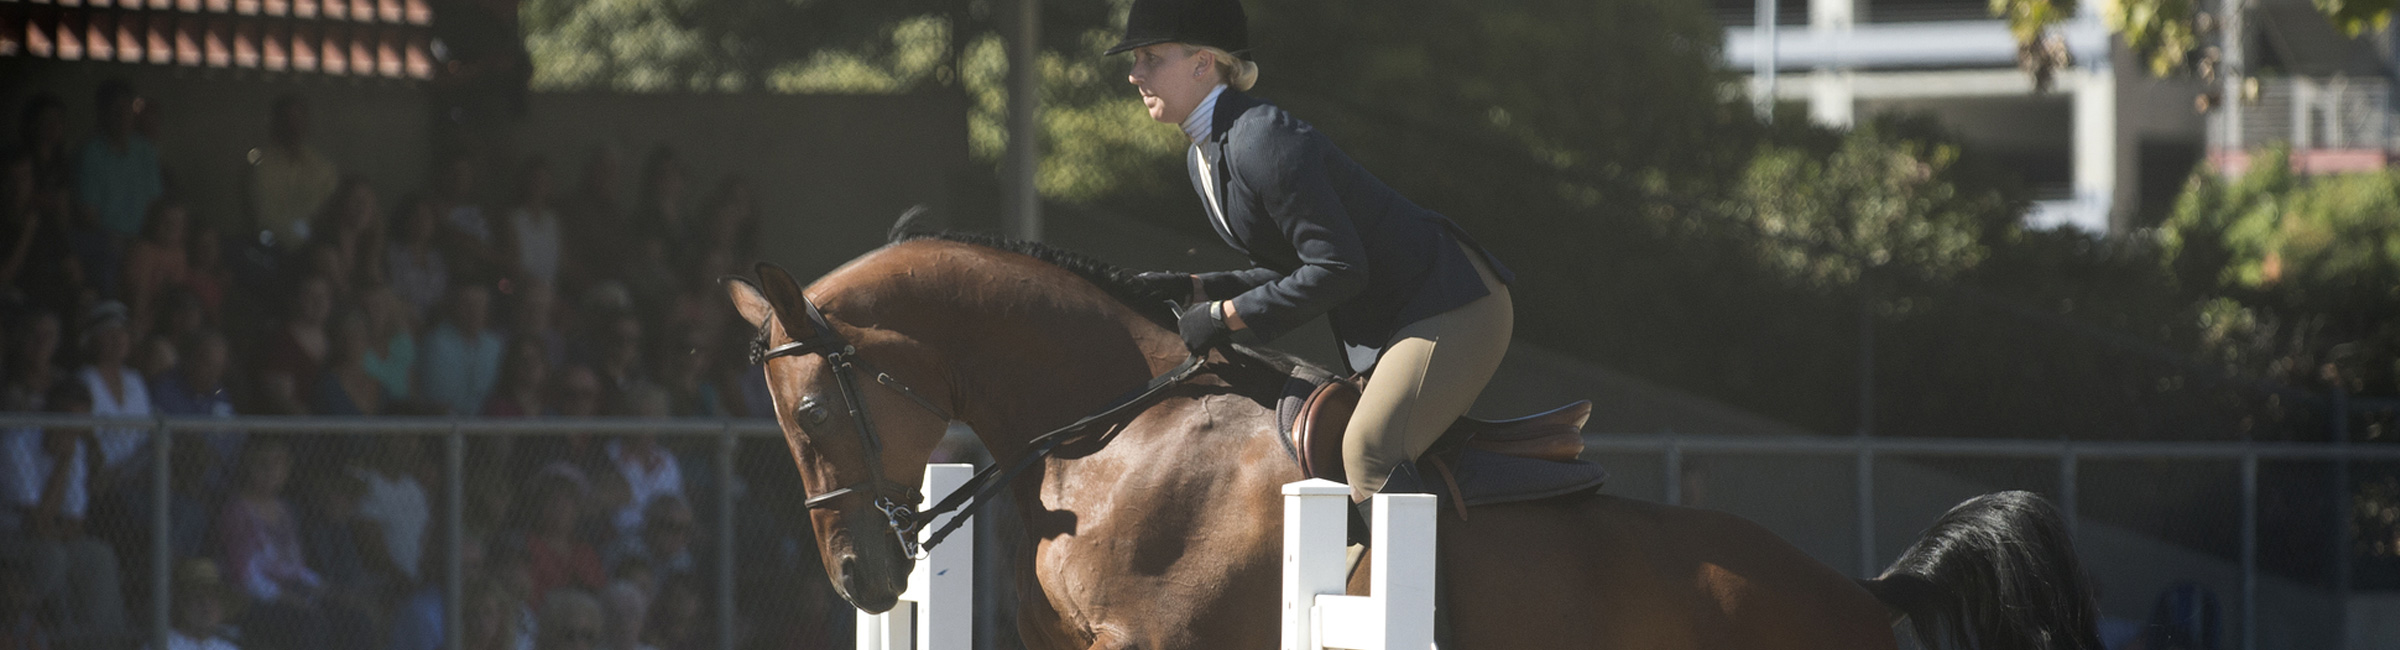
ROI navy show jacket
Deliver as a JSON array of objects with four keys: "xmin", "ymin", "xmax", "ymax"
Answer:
[{"xmin": 1187, "ymin": 89, "xmax": 1514, "ymax": 373}]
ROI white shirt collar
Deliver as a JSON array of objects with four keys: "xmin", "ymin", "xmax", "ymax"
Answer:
[{"xmin": 1182, "ymin": 85, "xmax": 1230, "ymax": 143}]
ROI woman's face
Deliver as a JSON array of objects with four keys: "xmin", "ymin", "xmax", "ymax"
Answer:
[{"xmin": 1127, "ymin": 43, "xmax": 1218, "ymax": 125}]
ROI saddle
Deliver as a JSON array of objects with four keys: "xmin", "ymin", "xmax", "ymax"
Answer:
[{"xmin": 1275, "ymin": 367, "xmax": 1608, "ymax": 517}]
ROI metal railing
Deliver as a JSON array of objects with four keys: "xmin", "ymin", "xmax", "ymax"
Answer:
[
  {"xmin": 1584, "ymin": 431, "xmax": 2400, "ymax": 650},
  {"xmin": 0, "ymin": 414, "xmax": 785, "ymax": 650},
  {"xmin": 12, "ymin": 413, "xmax": 2400, "ymax": 650},
  {"xmin": 2238, "ymin": 76, "xmax": 2395, "ymax": 152}
]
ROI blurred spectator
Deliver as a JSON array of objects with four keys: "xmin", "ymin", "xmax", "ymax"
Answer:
[
  {"xmin": 699, "ymin": 177, "xmax": 758, "ymax": 267},
  {"xmin": 155, "ymin": 559, "xmax": 241, "ymax": 650},
  {"xmin": 510, "ymin": 471, "xmax": 602, "ymax": 610},
  {"xmin": 183, "ymin": 225, "xmax": 229, "ymax": 322},
  {"xmin": 431, "ymin": 157, "xmax": 499, "ymax": 282},
  {"xmin": 0, "ymin": 381, "xmax": 128, "ymax": 641},
  {"xmin": 153, "ymin": 331, "xmax": 237, "ymax": 420},
  {"xmin": 386, "ymin": 534, "xmax": 480, "ymax": 650},
  {"xmin": 352, "ymin": 435, "xmax": 430, "ymax": 587},
  {"xmin": 421, "ymin": 284, "xmax": 505, "ymax": 415},
  {"xmin": 313, "ymin": 310, "xmax": 389, "ymax": 416},
  {"xmin": 484, "ymin": 338, "xmax": 550, "ymax": 418},
  {"xmin": 0, "ymin": 554, "xmax": 46, "ymax": 650},
  {"xmin": 560, "ymin": 147, "xmax": 625, "ymax": 293},
  {"xmin": 3, "ymin": 311, "xmax": 62, "ymax": 411},
  {"xmin": 218, "ymin": 438, "xmax": 321, "ymax": 603},
  {"xmin": 165, "ymin": 439, "xmax": 219, "ymax": 562},
  {"xmin": 455, "ymin": 576, "xmax": 522, "ymax": 650},
  {"xmin": 254, "ymin": 276, "xmax": 333, "ymax": 415},
  {"xmin": 556, "ymin": 366, "xmax": 602, "ymax": 419},
  {"xmin": 620, "ymin": 149, "xmax": 689, "ymax": 310},
  {"xmin": 151, "ymin": 331, "xmax": 241, "ymax": 491},
  {"xmin": 500, "ymin": 157, "xmax": 563, "ymax": 288},
  {"xmin": 248, "ymin": 95, "xmax": 340, "ymax": 252},
  {"xmin": 597, "ymin": 581, "xmax": 650, "ymax": 650},
  {"xmin": 512, "ymin": 281, "xmax": 567, "ymax": 369},
  {"xmin": 484, "ymin": 532, "xmax": 541, "ymax": 650},
  {"xmin": 604, "ymin": 392, "xmax": 682, "ymax": 540},
  {"xmin": 1, "ymin": 155, "xmax": 83, "ymax": 319},
  {"xmin": 385, "ymin": 196, "xmax": 450, "ymax": 323},
  {"xmin": 641, "ymin": 574, "xmax": 702, "ymax": 650},
  {"xmin": 318, "ymin": 176, "xmax": 387, "ymax": 291},
  {"xmin": 78, "ymin": 301, "xmax": 153, "ymax": 482},
  {"xmin": 655, "ymin": 327, "xmax": 724, "ymax": 418},
  {"xmin": 137, "ymin": 335, "xmax": 180, "ymax": 385},
  {"xmin": 535, "ymin": 588, "xmax": 602, "ymax": 650},
  {"xmin": 293, "ymin": 472, "xmax": 371, "ymax": 606},
  {"xmin": 2125, "ymin": 582, "xmax": 2221, "ymax": 650},
  {"xmin": 593, "ymin": 314, "xmax": 646, "ymax": 400},
  {"xmin": 73, "ymin": 80, "xmax": 164, "ymax": 241},
  {"xmin": 124, "ymin": 198, "xmax": 193, "ymax": 344},
  {"xmin": 15, "ymin": 94, "xmax": 70, "ymax": 193},
  {"xmin": 362, "ymin": 287, "xmax": 419, "ymax": 402},
  {"xmin": 219, "ymin": 437, "xmax": 373, "ymax": 650},
  {"xmin": 604, "ymin": 496, "xmax": 693, "ymax": 582}
]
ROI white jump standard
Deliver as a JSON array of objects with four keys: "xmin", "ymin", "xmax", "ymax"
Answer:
[
  {"xmin": 858, "ymin": 464, "xmax": 975, "ymax": 650},
  {"xmin": 1281, "ymin": 479, "xmax": 1437, "ymax": 650}
]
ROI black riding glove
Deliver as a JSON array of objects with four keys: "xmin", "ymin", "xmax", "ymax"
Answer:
[
  {"xmin": 1178, "ymin": 301, "xmax": 1232, "ymax": 354},
  {"xmin": 1131, "ymin": 271, "xmax": 1196, "ymax": 304}
]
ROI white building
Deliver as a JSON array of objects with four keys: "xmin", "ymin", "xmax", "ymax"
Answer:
[{"xmin": 1722, "ymin": 0, "xmax": 2393, "ymax": 234}]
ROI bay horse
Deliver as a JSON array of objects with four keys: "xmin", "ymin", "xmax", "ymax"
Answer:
[{"xmin": 723, "ymin": 233, "xmax": 2103, "ymax": 650}]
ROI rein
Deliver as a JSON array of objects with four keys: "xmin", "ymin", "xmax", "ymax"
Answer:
[{"xmin": 756, "ymin": 296, "xmax": 1204, "ymax": 559}]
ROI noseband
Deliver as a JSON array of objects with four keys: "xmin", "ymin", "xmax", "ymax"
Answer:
[{"xmin": 756, "ymin": 294, "xmax": 1203, "ymax": 560}]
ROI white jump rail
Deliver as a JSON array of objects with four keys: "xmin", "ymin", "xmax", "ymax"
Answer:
[
  {"xmin": 1282, "ymin": 479, "xmax": 1437, "ymax": 650},
  {"xmin": 859, "ymin": 463, "xmax": 975, "ymax": 650}
]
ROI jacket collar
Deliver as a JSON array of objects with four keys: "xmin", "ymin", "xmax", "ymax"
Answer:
[{"xmin": 1206, "ymin": 89, "xmax": 1257, "ymax": 144}]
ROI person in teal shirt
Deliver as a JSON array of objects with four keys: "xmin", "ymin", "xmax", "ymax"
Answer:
[{"xmin": 72, "ymin": 80, "xmax": 164, "ymax": 241}]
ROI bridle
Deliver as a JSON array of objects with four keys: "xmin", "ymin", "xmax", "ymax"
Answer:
[{"xmin": 755, "ymin": 294, "xmax": 1204, "ymax": 560}]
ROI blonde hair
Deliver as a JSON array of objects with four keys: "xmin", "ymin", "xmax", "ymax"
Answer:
[{"xmin": 1186, "ymin": 45, "xmax": 1259, "ymax": 91}]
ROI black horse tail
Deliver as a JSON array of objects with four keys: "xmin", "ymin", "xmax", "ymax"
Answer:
[{"xmin": 1858, "ymin": 491, "xmax": 2105, "ymax": 650}]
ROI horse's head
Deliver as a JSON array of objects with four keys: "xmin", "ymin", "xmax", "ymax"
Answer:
[{"xmin": 724, "ymin": 262, "xmax": 952, "ymax": 613}]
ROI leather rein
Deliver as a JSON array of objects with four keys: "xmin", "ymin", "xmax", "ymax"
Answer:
[{"xmin": 754, "ymin": 295, "xmax": 1204, "ymax": 560}]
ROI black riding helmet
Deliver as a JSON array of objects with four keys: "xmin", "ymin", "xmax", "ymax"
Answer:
[{"xmin": 1105, "ymin": 0, "xmax": 1250, "ymax": 57}]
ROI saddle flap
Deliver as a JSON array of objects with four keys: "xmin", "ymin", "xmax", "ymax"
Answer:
[{"xmin": 1296, "ymin": 379, "xmax": 1362, "ymax": 482}]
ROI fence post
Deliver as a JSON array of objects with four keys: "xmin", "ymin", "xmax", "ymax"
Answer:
[
  {"xmin": 1664, "ymin": 438, "xmax": 1683, "ymax": 507},
  {"xmin": 446, "ymin": 424, "xmax": 465, "ymax": 650},
  {"xmin": 2332, "ymin": 391, "xmax": 2353, "ymax": 650},
  {"xmin": 717, "ymin": 424, "xmax": 737, "ymax": 650},
  {"xmin": 1856, "ymin": 447, "xmax": 1875, "ymax": 577},
  {"xmin": 150, "ymin": 417, "xmax": 171, "ymax": 650},
  {"xmin": 858, "ymin": 464, "xmax": 974, "ymax": 650},
  {"xmin": 2059, "ymin": 447, "xmax": 2079, "ymax": 536},
  {"xmin": 2241, "ymin": 454, "xmax": 2258, "ymax": 650}
]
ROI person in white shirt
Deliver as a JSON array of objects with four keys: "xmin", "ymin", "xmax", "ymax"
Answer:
[
  {"xmin": 78, "ymin": 301, "xmax": 152, "ymax": 478},
  {"xmin": 351, "ymin": 435, "xmax": 430, "ymax": 583},
  {"xmin": 501, "ymin": 158, "xmax": 564, "ymax": 288},
  {"xmin": 606, "ymin": 388, "xmax": 684, "ymax": 541}
]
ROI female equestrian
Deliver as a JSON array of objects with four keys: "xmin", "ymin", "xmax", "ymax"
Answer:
[{"xmin": 1115, "ymin": 0, "xmax": 1518, "ymax": 506}]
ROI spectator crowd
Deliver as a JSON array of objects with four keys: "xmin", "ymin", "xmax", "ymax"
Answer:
[{"xmin": 0, "ymin": 80, "xmax": 849, "ymax": 650}]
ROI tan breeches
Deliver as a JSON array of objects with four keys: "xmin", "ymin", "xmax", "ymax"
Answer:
[{"xmin": 1342, "ymin": 245, "xmax": 1513, "ymax": 502}]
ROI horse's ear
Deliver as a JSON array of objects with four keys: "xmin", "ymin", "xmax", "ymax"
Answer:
[
  {"xmin": 721, "ymin": 276, "xmax": 772, "ymax": 329},
  {"xmin": 753, "ymin": 262, "xmax": 816, "ymax": 340}
]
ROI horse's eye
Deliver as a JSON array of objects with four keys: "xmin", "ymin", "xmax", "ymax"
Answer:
[{"xmin": 797, "ymin": 399, "xmax": 830, "ymax": 426}]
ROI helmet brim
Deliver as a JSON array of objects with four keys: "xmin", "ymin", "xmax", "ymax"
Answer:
[{"xmin": 1104, "ymin": 37, "xmax": 1179, "ymax": 56}]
